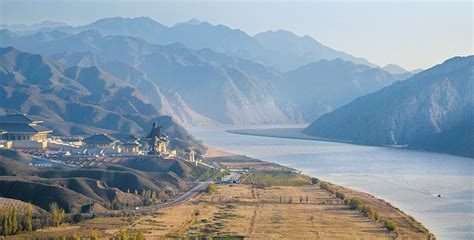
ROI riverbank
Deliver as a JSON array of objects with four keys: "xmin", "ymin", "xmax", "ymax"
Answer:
[
  {"xmin": 205, "ymin": 149, "xmax": 434, "ymax": 239},
  {"xmin": 190, "ymin": 128, "xmax": 474, "ymax": 239}
]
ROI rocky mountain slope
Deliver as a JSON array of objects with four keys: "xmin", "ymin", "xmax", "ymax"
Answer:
[
  {"xmin": 0, "ymin": 149, "xmax": 203, "ymax": 212},
  {"xmin": 0, "ymin": 47, "xmax": 202, "ymax": 150},
  {"xmin": 0, "ymin": 30, "xmax": 291, "ymax": 125},
  {"xmin": 304, "ymin": 56, "xmax": 474, "ymax": 157}
]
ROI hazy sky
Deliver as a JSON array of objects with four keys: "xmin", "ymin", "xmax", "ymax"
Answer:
[{"xmin": 0, "ymin": 0, "xmax": 472, "ymax": 70}]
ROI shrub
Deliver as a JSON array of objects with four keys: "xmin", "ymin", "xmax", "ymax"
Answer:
[
  {"xmin": 72, "ymin": 214, "xmax": 83, "ymax": 223},
  {"xmin": 361, "ymin": 205, "xmax": 375, "ymax": 219},
  {"xmin": 311, "ymin": 177, "xmax": 320, "ymax": 185},
  {"xmin": 348, "ymin": 198, "xmax": 363, "ymax": 210},
  {"xmin": 206, "ymin": 183, "xmax": 217, "ymax": 193},
  {"xmin": 373, "ymin": 211, "xmax": 380, "ymax": 221},
  {"xmin": 335, "ymin": 192, "xmax": 346, "ymax": 200},
  {"xmin": 319, "ymin": 182, "xmax": 329, "ymax": 190},
  {"xmin": 384, "ymin": 220, "xmax": 398, "ymax": 232}
]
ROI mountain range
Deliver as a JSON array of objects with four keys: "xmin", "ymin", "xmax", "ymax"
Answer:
[
  {"xmin": 13, "ymin": 17, "xmax": 376, "ymax": 71},
  {"xmin": 0, "ymin": 17, "xmax": 411, "ymax": 126},
  {"xmin": 2, "ymin": 17, "xmax": 469, "ymax": 158},
  {"xmin": 304, "ymin": 56, "xmax": 474, "ymax": 158}
]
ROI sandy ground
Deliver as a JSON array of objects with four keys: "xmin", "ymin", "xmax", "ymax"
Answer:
[
  {"xmin": 122, "ymin": 184, "xmax": 430, "ymax": 239},
  {"xmin": 204, "ymin": 148, "xmax": 238, "ymax": 157}
]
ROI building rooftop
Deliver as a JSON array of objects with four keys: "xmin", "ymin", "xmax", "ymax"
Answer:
[
  {"xmin": 0, "ymin": 123, "xmax": 51, "ymax": 133},
  {"xmin": 0, "ymin": 114, "xmax": 43, "ymax": 124},
  {"xmin": 84, "ymin": 134, "xmax": 118, "ymax": 144},
  {"xmin": 122, "ymin": 142, "xmax": 140, "ymax": 147}
]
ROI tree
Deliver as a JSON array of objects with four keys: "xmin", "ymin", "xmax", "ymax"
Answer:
[
  {"xmin": 384, "ymin": 220, "xmax": 398, "ymax": 232},
  {"xmin": 311, "ymin": 177, "xmax": 319, "ymax": 185},
  {"xmin": 72, "ymin": 214, "xmax": 83, "ymax": 223},
  {"xmin": 120, "ymin": 229, "xmax": 128, "ymax": 240},
  {"xmin": 72, "ymin": 233, "xmax": 80, "ymax": 240},
  {"xmin": 91, "ymin": 229, "xmax": 99, "ymax": 240},
  {"xmin": 2, "ymin": 209, "xmax": 9, "ymax": 236},
  {"xmin": 373, "ymin": 211, "xmax": 380, "ymax": 221},
  {"xmin": 11, "ymin": 207, "xmax": 18, "ymax": 234},
  {"xmin": 49, "ymin": 202, "xmax": 62, "ymax": 227},
  {"xmin": 25, "ymin": 204, "xmax": 33, "ymax": 232},
  {"xmin": 206, "ymin": 183, "xmax": 217, "ymax": 193},
  {"xmin": 151, "ymin": 191, "xmax": 157, "ymax": 203},
  {"xmin": 4, "ymin": 208, "xmax": 11, "ymax": 235},
  {"xmin": 136, "ymin": 230, "xmax": 145, "ymax": 240},
  {"xmin": 348, "ymin": 198, "xmax": 363, "ymax": 210},
  {"xmin": 335, "ymin": 192, "xmax": 346, "ymax": 200}
]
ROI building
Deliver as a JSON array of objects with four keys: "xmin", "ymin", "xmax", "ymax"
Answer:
[
  {"xmin": 83, "ymin": 134, "xmax": 119, "ymax": 148},
  {"xmin": 82, "ymin": 133, "xmax": 122, "ymax": 156},
  {"xmin": 121, "ymin": 135, "xmax": 142, "ymax": 155},
  {"xmin": 189, "ymin": 146, "xmax": 196, "ymax": 162},
  {"xmin": 146, "ymin": 123, "xmax": 169, "ymax": 155},
  {"xmin": 0, "ymin": 114, "xmax": 51, "ymax": 149},
  {"xmin": 0, "ymin": 130, "xmax": 11, "ymax": 149},
  {"xmin": 0, "ymin": 114, "xmax": 52, "ymax": 141}
]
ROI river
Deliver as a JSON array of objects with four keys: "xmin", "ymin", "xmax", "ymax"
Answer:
[{"xmin": 190, "ymin": 127, "xmax": 474, "ymax": 239}]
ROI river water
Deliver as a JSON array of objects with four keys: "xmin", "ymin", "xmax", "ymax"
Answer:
[{"xmin": 190, "ymin": 127, "xmax": 474, "ymax": 239}]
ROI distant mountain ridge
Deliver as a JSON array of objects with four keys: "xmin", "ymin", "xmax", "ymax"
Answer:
[
  {"xmin": 304, "ymin": 56, "xmax": 474, "ymax": 158},
  {"xmin": 0, "ymin": 29, "xmax": 291, "ymax": 125},
  {"xmin": 0, "ymin": 26, "xmax": 406, "ymax": 125},
  {"xmin": 3, "ymin": 17, "xmax": 378, "ymax": 71}
]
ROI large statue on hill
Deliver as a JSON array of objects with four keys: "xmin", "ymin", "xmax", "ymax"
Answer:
[{"xmin": 146, "ymin": 122, "xmax": 169, "ymax": 155}]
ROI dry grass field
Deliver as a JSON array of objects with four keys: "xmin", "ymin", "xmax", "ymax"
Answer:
[{"xmin": 18, "ymin": 178, "xmax": 433, "ymax": 239}]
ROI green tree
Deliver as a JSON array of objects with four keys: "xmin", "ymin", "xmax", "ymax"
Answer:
[
  {"xmin": 136, "ymin": 230, "xmax": 145, "ymax": 240},
  {"xmin": 50, "ymin": 202, "xmax": 61, "ymax": 227},
  {"xmin": 72, "ymin": 233, "xmax": 80, "ymax": 240},
  {"xmin": 91, "ymin": 229, "xmax": 99, "ymax": 240},
  {"xmin": 25, "ymin": 204, "xmax": 33, "ymax": 232},
  {"xmin": 311, "ymin": 177, "xmax": 320, "ymax": 185},
  {"xmin": 60, "ymin": 209, "xmax": 65, "ymax": 223},
  {"xmin": 373, "ymin": 211, "xmax": 380, "ymax": 221},
  {"xmin": 3, "ymin": 209, "xmax": 11, "ymax": 236},
  {"xmin": 11, "ymin": 207, "xmax": 18, "ymax": 234},
  {"xmin": 151, "ymin": 191, "xmax": 157, "ymax": 203},
  {"xmin": 120, "ymin": 229, "xmax": 128, "ymax": 240},
  {"xmin": 2, "ymin": 209, "xmax": 8, "ymax": 236}
]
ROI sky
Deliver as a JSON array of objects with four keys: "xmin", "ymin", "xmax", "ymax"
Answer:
[{"xmin": 0, "ymin": 0, "xmax": 472, "ymax": 70}]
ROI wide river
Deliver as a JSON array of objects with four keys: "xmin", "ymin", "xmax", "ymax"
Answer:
[{"xmin": 190, "ymin": 127, "xmax": 474, "ymax": 239}]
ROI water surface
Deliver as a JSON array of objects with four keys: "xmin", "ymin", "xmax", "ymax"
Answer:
[{"xmin": 190, "ymin": 127, "xmax": 474, "ymax": 239}]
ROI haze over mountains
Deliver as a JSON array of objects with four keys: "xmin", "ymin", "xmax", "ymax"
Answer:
[
  {"xmin": 0, "ymin": 17, "xmax": 471, "ymax": 158},
  {"xmin": 0, "ymin": 17, "xmax": 413, "ymax": 126}
]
